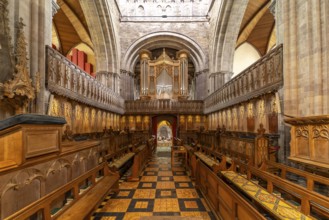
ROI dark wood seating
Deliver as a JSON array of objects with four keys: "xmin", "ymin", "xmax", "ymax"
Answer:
[
  {"xmin": 196, "ymin": 160, "xmax": 267, "ymax": 220},
  {"xmin": 221, "ymin": 170, "xmax": 313, "ymax": 220},
  {"xmin": 128, "ymin": 144, "xmax": 150, "ymax": 181},
  {"xmin": 5, "ymin": 164, "xmax": 119, "ymax": 220},
  {"xmin": 58, "ymin": 175, "xmax": 118, "ymax": 220},
  {"xmin": 228, "ymin": 158, "xmax": 329, "ymax": 219},
  {"xmin": 105, "ymin": 145, "xmax": 135, "ymax": 175},
  {"xmin": 192, "ymin": 145, "xmax": 226, "ymax": 174}
]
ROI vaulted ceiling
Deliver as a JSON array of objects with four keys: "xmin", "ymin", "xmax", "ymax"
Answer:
[
  {"xmin": 52, "ymin": 0, "xmax": 275, "ymax": 63},
  {"xmin": 52, "ymin": 0, "xmax": 92, "ymax": 55},
  {"xmin": 237, "ymin": 0, "xmax": 275, "ymax": 55}
]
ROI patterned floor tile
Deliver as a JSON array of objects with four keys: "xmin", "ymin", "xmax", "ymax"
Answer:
[
  {"xmin": 178, "ymin": 199, "xmax": 206, "ymax": 211},
  {"xmin": 94, "ymin": 153, "xmax": 216, "ymax": 220},
  {"xmin": 180, "ymin": 212, "xmax": 214, "ymax": 220},
  {"xmin": 153, "ymin": 212, "xmax": 181, "ymax": 216},
  {"xmin": 111, "ymin": 190, "xmax": 135, "ymax": 198},
  {"xmin": 137, "ymin": 182, "xmax": 156, "ymax": 189},
  {"xmin": 143, "ymin": 171, "xmax": 158, "ymax": 176},
  {"xmin": 144, "ymin": 168, "xmax": 159, "ymax": 172},
  {"xmin": 140, "ymin": 176, "xmax": 157, "ymax": 182},
  {"xmin": 154, "ymin": 198, "xmax": 180, "ymax": 212},
  {"xmin": 174, "ymin": 182, "xmax": 194, "ymax": 188},
  {"xmin": 120, "ymin": 182, "xmax": 139, "ymax": 189},
  {"xmin": 173, "ymin": 171, "xmax": 187, "ymax": 176},
  {"xmin": 123, "ymin": 212, "xmax": 153, "ymax": 220},
  {"xmin": 155, "ymin": 189, "xmax": 177, "ymax": 198},
  {"xmin": 156, "ymin": 181, "xmax": 176, "ymax": 189},
  {"xmin": 127, "ymin": 199, "xmax": 154, "ymax": 212},
  {"xmin": 176, "ymin": 189, "xmax": 199, "ymax": 198},
  {"xmin": 173, "ymin": 176, "xmax": 191, "ymax": 182},
  {"xmin": 158, "ymin": 171, "xmax": 173, "ymax": 176},
  {"xmin": 157, "ymin": 176, "xmax": 174, "ymax": 181},
  {"xmin": 93, "ymin": 212, "xmax": 125, "ymax": 220},
  {"xmin": 102, "ymin": 199, "xmax": 131, "ymax": 212},
  {"xmin": 133, "ymin": 189, "xmax": 156, "ymax": 199}
]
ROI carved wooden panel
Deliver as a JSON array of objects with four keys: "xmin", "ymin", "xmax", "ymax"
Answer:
[
  {"xmin": 25, "ymin": 129, "xmax": 60, "ymax": 158},
  {"xmin": 286, "ymin": 116, "xmax": 329, "ymax": 168},
  {"xmin": 247, "ymin": 117, "xmax": 255, "ymax": 132},
  {"xmin": 295, "ymin": 126, "xmax": 310, "ymax": 158}
]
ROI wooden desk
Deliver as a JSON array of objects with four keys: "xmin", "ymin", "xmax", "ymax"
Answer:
[
  {"xmin": 171, "ymin": 146, "xmax": 187, "ymax": 167},
  {"xmin": 221, "ymin": 171, "xmax": 313, "ymax": 220}
]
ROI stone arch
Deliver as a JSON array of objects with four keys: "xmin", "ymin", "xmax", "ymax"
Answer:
[
  {"xmin": 121, "ymin": 31, "xmax": 207, "ymax": 73},
  {"xmin": 209, "ymin": 0, "xmax": 248, "ymax": 90},
  {"xmin": 79, "ymin": 0, "xmax": 120, "ymax": 74}
]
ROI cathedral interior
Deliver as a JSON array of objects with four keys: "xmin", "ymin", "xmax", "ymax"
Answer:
[{"xmin": 0, "ymin": 0, "xmax": 329, "ymax": 219}]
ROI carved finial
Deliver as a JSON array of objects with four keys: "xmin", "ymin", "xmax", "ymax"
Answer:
[
  {"xmin": 63, "ymin": 125, "xmax": 74, "ymax": 141},
  {"xmin": 222, "ymin": 125, "xmax": 226, "ymax": 133},
  {"xmin": 1, "ymin": 17, "xmax": 35, "ymax": 114},
  {"xmin": 257, "ymin": 123, "xmax": 266, "ymax": 135}
]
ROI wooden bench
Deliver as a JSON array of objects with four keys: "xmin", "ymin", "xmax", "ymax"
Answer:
[
  {"xmin": 5, "ymin": 163, "xmax": 119, "ymax": 220},
  {"xmin": 58, "ymin": 175, "xmax": 118, "ymax": 220},
  {"xmin": 193, "ymin": 145, "xmax": 226, "ymax": 173},
  {"xmin": 195, "ymin": 160, "xmax": 267, "ymax": 220},
  {"xmin": 228, "ymin": 158, "xmax": 329, "ymax": 219},
  {"xmin": 128, "ymin": 144, "xmax": 150, "ymax": 181},
  {"xmin": 106, "ymin": 145, "xmax": 135, "ymax": 176},
  {"xmin": 221, "ymin": 170, "xmax": 313, "ymax": 220}
]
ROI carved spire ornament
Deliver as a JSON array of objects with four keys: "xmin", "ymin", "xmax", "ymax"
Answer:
[{"xmin": 0, "ymin": 17, "xmax": 37, "ymax": 114}]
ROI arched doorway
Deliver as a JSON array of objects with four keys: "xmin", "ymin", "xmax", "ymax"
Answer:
[
  {"xmin": 157, "ymin": 120, "xmax": 173, "ymax": 148},
  {"xmin": 151, "ymin": 115, "xmax": 177, "ymax": 156}
]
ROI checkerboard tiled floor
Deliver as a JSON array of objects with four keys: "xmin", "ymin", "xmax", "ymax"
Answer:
[{"xmin": 92, "ymin": 155, "xmax": 216, "ymax": 220}]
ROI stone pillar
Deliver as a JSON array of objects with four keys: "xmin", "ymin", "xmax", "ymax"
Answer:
[
  {"xmin": 209, "ymin": 71, "xmax": 233, "ymax": 92},
  {"xmin": 6, "ymin": 0, "xmax": 52, "ymax": 114},
  {"xmin": 279, "ymin": 0, "xmax": 329, "ymax": 116},
  {"xmin": 139, "ymin": 49, "xmax": 151, "ymax": 99},
  {"xmin": 195, "ymin": 69, "xmax": 208, "ymax": 100}
]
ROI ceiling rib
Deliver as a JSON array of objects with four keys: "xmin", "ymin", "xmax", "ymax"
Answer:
[{"xmin": 57, "ymin": 0, "xmax": 93, "ymax": 48}]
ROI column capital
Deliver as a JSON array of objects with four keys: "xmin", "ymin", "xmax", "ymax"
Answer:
[
  {"xmin": 195, "ymin": 69, "xmax": 209, "ymax": 77},
  {"xmin": 139, "ymin": 49, "xmax": 152, "ymax": 60},
  {"xmin": 208, "ymin": 70, "xmax": 233, "ymax": 78}
]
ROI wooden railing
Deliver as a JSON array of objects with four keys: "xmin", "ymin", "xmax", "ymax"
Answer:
[
  {"xmin": 125, "ymin": 99, "xmax": 204, "ymax": 114},
  {"xmin": 204, "ymin": 44, "xmax": 283, "ymax": 114},
  {"xmin": 46, "ymin": 46, "xmax": 124, "ymax": 114}
]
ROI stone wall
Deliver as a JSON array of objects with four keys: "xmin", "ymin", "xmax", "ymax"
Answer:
[
  {"xmin": 279, "ymin": 0, "xmax": 329, "ymax": 116},
  {"xmin": 119, "ymin": 22, "xmax": 210, "ymax": 68}
]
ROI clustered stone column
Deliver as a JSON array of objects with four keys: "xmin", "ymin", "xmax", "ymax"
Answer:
[
  {"xmin": 209, "ymin": 70, "xmax": 233, "ymax": 93},
  {"xmin": 120, "ymin": 70, "xmax": 134, "ymax": 100},
  {"xmin": 95, "ymin": 71, "xmax": 120, "ymax": 94},
  {"xmin": 278, "ymin": 0, "xmax": 329, "ymax": 116}
]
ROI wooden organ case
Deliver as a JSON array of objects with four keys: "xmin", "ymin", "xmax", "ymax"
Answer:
[{"xmin": 139, "ymin": 48, "xmax": 189, "ymax": 100}]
